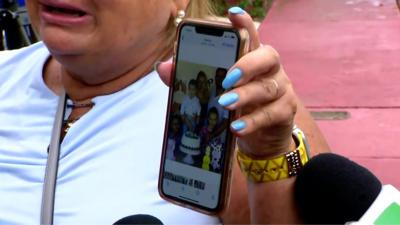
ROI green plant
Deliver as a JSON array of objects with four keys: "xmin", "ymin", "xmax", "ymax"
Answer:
[{"xmin": 211, "ymin": 0, "xmax": 274, "ymax": 20}]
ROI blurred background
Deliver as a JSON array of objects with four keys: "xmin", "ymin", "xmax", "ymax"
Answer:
[
  {"xmin": 1, "ymin": 0, "xmax": 399, "ymax": 188},
  {"xmin": 258, "ymin": 0, "xmax": 400, "ymax": 188},
  {"xmin": 0, "ymin": 0, "xmax": 37, "ymax": 50}
]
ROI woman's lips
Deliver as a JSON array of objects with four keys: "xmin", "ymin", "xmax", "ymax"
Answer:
[
  {"xmin": 45, "ymin": 4, "xmax": 86, "ymax": 17},
  {"xmin": 39, "ymin": 2, "xmax": 91, "ymax": 26}
]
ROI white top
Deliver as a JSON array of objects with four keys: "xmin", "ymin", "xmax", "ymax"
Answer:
[
  {"xmin": 0, "ymin": 42, "xmax": 220, "ymax": 225},
  {"xmin": 180, "ymin": 95, "xmax": 201, "ymax": 117}
]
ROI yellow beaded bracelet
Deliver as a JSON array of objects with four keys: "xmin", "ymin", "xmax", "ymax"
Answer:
[{"xmin": 236, "ymin": 126, "xmax": 310, "ymax": 183}]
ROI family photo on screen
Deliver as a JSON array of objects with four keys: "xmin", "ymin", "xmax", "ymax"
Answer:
[{"xmin": 166, "ymin": 61, "xmax": 230, "ymax": 174}]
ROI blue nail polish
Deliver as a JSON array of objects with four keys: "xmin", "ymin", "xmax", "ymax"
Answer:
[
  {"xmin": 229, "ymin": 6, "xmax": 245, "ymax": 15},
  {"xmin": 231, "ymin": 120, "xmax": 247, "ymax": 132},
  {"xmin": 222, "ymin": 68, "xmax": 242, "ymax": 89},
  {"xmin": 218, "ymin": 93, "xmax": 239, "ymax": 107}
]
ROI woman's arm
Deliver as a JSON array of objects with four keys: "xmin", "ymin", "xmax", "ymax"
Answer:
[
  {"xmin": 220, "ymin": 7, "xmax": 330, "ymax": 224},
  {"xmin": 244, "ymin": 101, "xmax": 330, "ymax": 224},
  {"xmin": 221, "ymin": 100, "xmax": 330, "ymax": 224},
  {"xmin": 157, "ymin": 7, "xmax": 330, "ymax": 224},
  {"xmin": 295, "ymin": 100, "xmax": 331, "ymax": 155}
]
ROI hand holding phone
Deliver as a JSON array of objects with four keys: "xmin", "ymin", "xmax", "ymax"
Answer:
[
  {"xmin": 158, "ymin": 19, "xmax": 247, "ymax": 214},
  {"xmin": 157, "ymin": 8, "xmax": 305, "ymax": 223}
]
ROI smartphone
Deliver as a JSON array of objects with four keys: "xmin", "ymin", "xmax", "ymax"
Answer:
[{"xmin": 158, "ymin": 19, "xmax": 248, "ymax": 214}]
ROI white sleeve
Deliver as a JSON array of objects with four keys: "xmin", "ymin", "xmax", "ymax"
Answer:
[{"xmin": 180, "ymin": 96, "xmax": 188, "ymax": 115}]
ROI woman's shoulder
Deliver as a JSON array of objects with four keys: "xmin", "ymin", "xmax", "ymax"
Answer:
[
  {"xmin": 0, "ymin": 42, "xmax": 49, "ymax": 66},
  {"xmin": 0, "ymin": 42, "xmax": 52, "ymax": 96}
]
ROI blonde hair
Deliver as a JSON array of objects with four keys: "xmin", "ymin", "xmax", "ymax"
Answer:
[
  {"xmin": 161, "ymin": 0, "xmax": 216, "ymax": 60},
  {"xmin": 186, "ymin": 0, "xmax": 216, "ymax": 19}
]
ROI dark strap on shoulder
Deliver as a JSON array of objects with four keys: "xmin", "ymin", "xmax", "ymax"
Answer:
[{"xmin": 40, "ymin": 91, "xmax": 67, "ymax": 225}]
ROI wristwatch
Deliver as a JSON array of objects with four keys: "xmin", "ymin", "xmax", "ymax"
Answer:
[{"xmin": 237, "ymin": 125, "xmax": 310, "ymax": 183}]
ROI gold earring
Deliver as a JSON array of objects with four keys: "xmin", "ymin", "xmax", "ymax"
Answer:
[{"xmin": 175, "ymin": 10, "xmax": 186, "ymax": 27}]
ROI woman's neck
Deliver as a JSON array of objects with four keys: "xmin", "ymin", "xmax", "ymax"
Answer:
[
  {"xmin": 207, "ymin": 125, "xmax": 214, "ymax": 132},
  {"xmin": 43, "ymin": 38, "xmax": 172, "ymax": 102},
  {"xmin": 61, "ymin": 59, "xmax": 154, "ymax": 102},
  {"xmin": 44, "ymin": 55, "xmax": 169, "ymax": 103}
]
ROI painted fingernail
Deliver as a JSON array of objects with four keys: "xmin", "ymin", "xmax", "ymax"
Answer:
[
  {"xmin": 222, "ymin": 68, "xmax": 242, "ymax": 89},
  {"xmin": 231, "ymin": 120, "xmax": 247, "ymax": 132},
  {"xmin": 229, "ymin": 6, "xmax": 245, "ymax": 15},
  {"xmin": 218, "ymin": 92, "xmax": 239, "ymax": 107}
]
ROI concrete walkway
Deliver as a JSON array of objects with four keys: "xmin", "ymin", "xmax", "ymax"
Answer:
[{"xmin": 259, "ymin": 0, "xmax": 400, "ymax": 188}]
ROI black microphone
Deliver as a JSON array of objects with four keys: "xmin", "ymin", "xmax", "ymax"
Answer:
[
  {"xmin": 295, "ymin": 153, "xmax": 382, "ymax": 224},
  {"xmin": 113, "ymin": 214, "xmax": 163, "ymax": 225}
]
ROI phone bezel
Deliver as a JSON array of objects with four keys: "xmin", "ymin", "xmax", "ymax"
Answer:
[{"xmin": 158, "ymin": 19, "xmax": 247, "ymax": 215}]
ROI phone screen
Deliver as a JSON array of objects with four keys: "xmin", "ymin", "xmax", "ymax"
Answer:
[{"xmin": 160, "ymin": 23, "xmax": 240, "ymax": 211}]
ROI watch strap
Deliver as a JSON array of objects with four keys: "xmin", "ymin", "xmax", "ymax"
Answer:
[{"xmin": 237, "ymin": 127, "xmax": 309, "ymax": 183}]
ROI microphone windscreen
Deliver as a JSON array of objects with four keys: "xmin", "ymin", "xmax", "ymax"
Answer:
[
  {"xmin": 295, "ymin": 153, "xmax": 382, "ymax": 224},
  {"xmin": 113, "ymin": 214, "xmax": 163, "ymax": 225}
]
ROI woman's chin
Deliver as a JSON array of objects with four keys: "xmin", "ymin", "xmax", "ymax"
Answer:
[
  {"xmin": 40, "ymin": 27, "xmax": 90, "ymax": 56},
  {"xmin": 43, "ymin": 38, "xmax": 84, "ymax": 57}
]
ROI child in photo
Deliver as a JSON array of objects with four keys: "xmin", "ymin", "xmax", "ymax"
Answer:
[
  {"xmin": 180, "ymin": 79, "xmax": 201, "ymax": 134},
  {"xmin": 166, "ymin": 115, "xmax": 182, "ymax": 161},
  {"xmin": 210, "ymin": 139, "xmax": 223, "ymax": 173},
  {"xmin": 202, "ymin": 146, "xmax": 211, "ymax": 171},
  {"xmin": 172, "ymin": 79, "xmax": 186, "ymax": 114},
  {"xmin": 199, "ymin": 107, "xmax": 220, "ymax": 146},
  {"xmin": 208, "ymin": 68, "xmax": 229, "ymax": 143},
  {"xmin": 200, "ymin": 107, "xmax": 224, "ymax": 172}
]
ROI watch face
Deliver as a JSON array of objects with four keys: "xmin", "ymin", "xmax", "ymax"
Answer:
[{"xmin": 294, "ymin": 128, "xmax": 311, "ymax": 160}]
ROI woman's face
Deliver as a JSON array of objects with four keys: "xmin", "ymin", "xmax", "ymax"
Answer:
[
  {"xmin": 215, "ymin": 69, "xmax": 227, "ymax": 88},
  {"xmin": 197, "ymin": 74, "xmax": 206, "ymax": 84},
  {"xmin": 27, "ymin": 0, "xmax": 187, "ymax": 83}
]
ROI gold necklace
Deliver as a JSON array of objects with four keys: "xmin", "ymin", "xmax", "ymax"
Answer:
[
  {"xmin": 63, "ymin": 117, "xmax": 80, "ymax": 134},
  {"xmin": 61, "ymin": 99, "xmax": 95, "ymax": 139}
]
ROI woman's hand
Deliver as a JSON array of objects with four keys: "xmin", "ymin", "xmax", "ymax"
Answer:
[
  {"xmin": 157, "ymin": 7, "xmax": 304, "ymax": 223},
  {"xmin": 158, "ymin": 7, "xmax": 297, "ymax": 159},
  {"xmin": 158, "ymin": 8, "xmax": 330, "ymax": 224},
  {"xmin": 223, "ymin": 7, "xmax": 297, "ymax": 158}
]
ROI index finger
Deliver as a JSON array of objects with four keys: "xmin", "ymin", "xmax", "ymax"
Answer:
[
  {"xmin": 155, "ymin": 60, "xmax": 173, "ymax": 87},
  {"xmin": 228, "ymin": 7, "xmax": 261, "ymax": 51}
]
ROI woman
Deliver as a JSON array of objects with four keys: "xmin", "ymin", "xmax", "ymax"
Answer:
[
  {"xmin": 195, "ymin": 70, "xmax": 211, "ymax": 126},
  {"xmin": 0, "ymin": 0, "xmax": 329, "ymax": 224}
]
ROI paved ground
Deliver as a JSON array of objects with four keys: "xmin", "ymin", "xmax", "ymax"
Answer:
[{"xmin": 259, "ymin": 0, "xmax": 400, "ymax": 188}]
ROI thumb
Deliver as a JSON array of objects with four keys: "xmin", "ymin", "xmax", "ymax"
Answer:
[
  {"xmin": 155, "ymin": 60, "xmax": 174, "ymax": 87},
  {"xmin": 228, "ymin": 6, "xmax": 261, "ymax": 51}
]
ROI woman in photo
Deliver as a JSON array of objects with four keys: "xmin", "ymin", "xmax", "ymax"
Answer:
[{"xmin": 196, "ymin": 70, "xmax": 211, "ymax": 126}]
